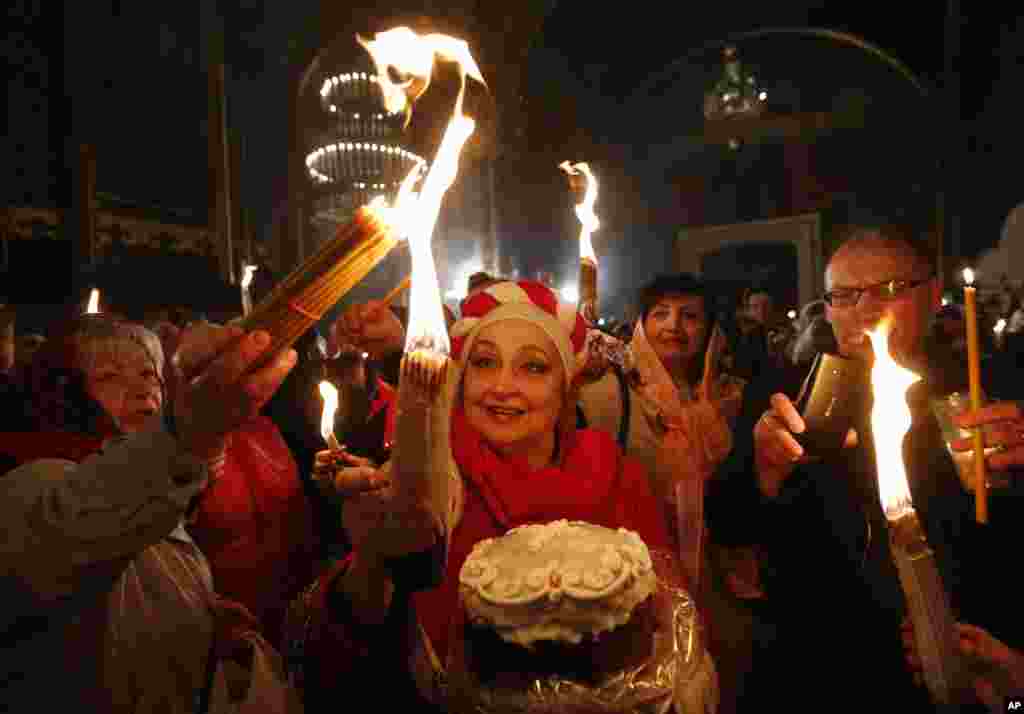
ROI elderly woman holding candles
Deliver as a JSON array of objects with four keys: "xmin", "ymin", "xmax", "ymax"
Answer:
[
  {"xmin": 0, "ymin": 315, "xmax": 302, "ymax": 713},
  {"xmin": 286, "ymin": 281, "xmax": 674, "ymax": 710}
]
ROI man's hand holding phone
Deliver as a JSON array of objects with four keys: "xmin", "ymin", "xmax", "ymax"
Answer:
[
  {"xmin": 754, "ymin": 393, "xmax": 858, "ymax": 499},
  {"xmin": 754, "ymin": 393, "xmax": 807, "ymax": 499}
]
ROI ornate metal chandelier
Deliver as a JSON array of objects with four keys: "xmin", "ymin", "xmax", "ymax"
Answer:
[
  {"xmin": 703, "ymin": 46, "xmax": 767, "ymax": 122},
  {"xmin": 306, "ymin": 69, "xmax": 426, "ymax": 225}
]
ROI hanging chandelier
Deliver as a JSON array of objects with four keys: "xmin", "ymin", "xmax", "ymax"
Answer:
[
  {"xmin": 306, "ymin": 68, "xmax": 426, "ymax": 224},
  {"xmin": 703, "ymin": 46, "xmax": 767, "ymax": 122}
]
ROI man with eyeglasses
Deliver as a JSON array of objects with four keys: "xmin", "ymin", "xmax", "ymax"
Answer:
[{"xmin": 706, "ymin": 227, "xmax": 1024, "ymax": 712}]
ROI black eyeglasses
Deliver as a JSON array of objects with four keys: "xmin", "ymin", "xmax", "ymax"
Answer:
[{"xmin": 823, "ymin": 275, "xmax": 934, "ymax": 308}]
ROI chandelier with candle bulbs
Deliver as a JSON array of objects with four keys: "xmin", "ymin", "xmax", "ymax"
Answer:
[
  {"xmin": 703, "ymin": 45, "xmax": 768, "ymax": 122},
  {"xmin": 306, "ymin": 66, "xmax": 427, "ymax": 228}
]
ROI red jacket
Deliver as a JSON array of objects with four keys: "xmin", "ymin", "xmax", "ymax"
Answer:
[{"xmin": 189, "ymin": 415, "xmax": 320, "ymax": 648}]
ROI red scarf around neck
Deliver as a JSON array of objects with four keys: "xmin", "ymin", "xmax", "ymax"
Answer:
[{"xmin": 413, "ymin": 410, "xmax": 672, "ymax": 659}]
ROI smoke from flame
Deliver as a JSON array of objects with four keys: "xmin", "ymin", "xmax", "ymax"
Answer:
[
  {"xmin": 866, "ymin": 318, "xmax": 922, "ymax": 520},
  {"xmin": 359, "ymin": 26, "xmax": 487, "ymax": 356},
  {"xmin": 559, "ymin": 161, "xmax": 600, "ymax": 264}
]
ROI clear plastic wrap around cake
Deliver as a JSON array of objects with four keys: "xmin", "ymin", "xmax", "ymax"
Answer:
[{"xmin": 446, "ymin": 547, "xmax": 718, "ymax": 714}]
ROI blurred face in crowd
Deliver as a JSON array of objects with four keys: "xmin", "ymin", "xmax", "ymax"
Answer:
[
  {"xmin": 462, "ymin": 320, "xmax": 565, "ymax": 468},
  {"xmin": 1, "ymin": 330, "xmax": 13, "ymax": 373},
  {"xmin": 82, "ymin": 339, "xmax": 163, "ymax": 434},
  {"xmin": 643, "ymin": 294, "xmax": 708, "ymax": 373},
  {"xmin": 746, "ymin": 292, "xmax": 773, "ymax": 325},
  {"xmin": 15, "ymin": 334, "xmax": 46, "ymax": 371},
  {"xmin": 825, "ymin": 235, "xmax": 940, "ymax": 367}
]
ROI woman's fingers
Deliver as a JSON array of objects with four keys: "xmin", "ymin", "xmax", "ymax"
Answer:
[
  {"xmin": 330, "ymin": 466, "xmax": 389, "ymax": 498},
  {"xmin": 955, "ymin": 401, "xmax": 1022, "ymax": 429},
  {"xmin": 952, "ymin": 424, "xmax": 1024, "ymax": 451},
  {"xmin": 957, "ymin": 623, "xmax": 1013, "ymax": 668},
  {"xmin": 338, "ymin": 451, "xmax": 374, "ymax": 469}
]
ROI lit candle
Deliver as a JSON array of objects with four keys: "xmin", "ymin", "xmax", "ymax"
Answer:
[
  {"xmin": 318, "ymin": 380, "xmax": 343, "ymax": 451},
  {"xmin": 962, "ymin": 268, "xmax": 987, "ymax": 524},
  {"xmin": 360, "ymin": 26, "xmax": 484, "ymax": 590},
  {"xmin": 86, "ymin": 288, "xmax": 101, "ymax": 314},
  {"xmin": 559, "ymin": 161, "xmax": 600, "ymax": 324},
  {"xmin": 867, "ymin": 320, "xmax": 966, "ymax": 704},
  {"xmin": 240, "ymin": 264, "xmax": 258, "ymax": 317}
]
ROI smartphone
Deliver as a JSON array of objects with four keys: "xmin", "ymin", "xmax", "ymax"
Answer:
[{"xmin": 793, "ymin": 351, "xmax": 868, "ymax": 457}]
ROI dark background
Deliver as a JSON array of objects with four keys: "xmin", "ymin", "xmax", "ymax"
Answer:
[{"xmin": 5, "ymin": 1, "xmax": 1021, "ymax": 320}]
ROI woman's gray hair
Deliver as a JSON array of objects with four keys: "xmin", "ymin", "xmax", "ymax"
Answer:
[{"xmin": 74, "ymin": 319, "xmax": 165, "ymax": 379}]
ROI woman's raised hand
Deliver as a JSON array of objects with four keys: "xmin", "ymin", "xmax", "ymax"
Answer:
[
  {"xmin": 336, "ymin": 471, "xmax": 441, "ymax": 624},
  {"xmin": 171, "ymin": 324, "xmax": 296, "ymax": 460}
]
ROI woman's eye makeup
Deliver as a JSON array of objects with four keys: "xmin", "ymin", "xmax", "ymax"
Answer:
[
  {"xmin": 470, "ymin": 354, "xmax": 497, "ymax": 369},
  {"xmin": 523, "ymin": 361, "xmax": 550, "ymax": 374}
]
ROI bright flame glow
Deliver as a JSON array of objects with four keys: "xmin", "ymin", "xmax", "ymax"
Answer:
[
  {"xmin": 359, "ymin": 26, "xmax": 487, "ymax": 356},
  {"xmin": 241, "ymin": 264, "xmax": 258, "ymax": 290},
  {"xmin": 787, "ymin": 310, "xmax": 797, "ymax": 320},
  {"xmin": 866, "ymin": 319, "xmax": 923, "ymax": 521},
  {"xmin": 318, "ymin": 381, "xmax": 340, "ymax": 449},
  {"xmin": 559, "ymin": 161, "xmax": 600, "ymax": 264},
  {"xmin": 561, "ymin": 285, "xmax": 579, "ymax": 304},
  {"xmin": 86, "ymin": 289, "xmax": 100, "ymax": 314},
  {"xmin": 358, "ymin": 27, "xmax": 485, "ymax": 119},
  {"xmin": 963, "ymin": 268, "xmax": 975, "ymax": 286},
  {"xmin": 445, "ymin": 259, "xmax": 484, "ymax": 302},
  {"xmin": 994, "ymin": 318, "xmax": 1007, "ymax": 334}
]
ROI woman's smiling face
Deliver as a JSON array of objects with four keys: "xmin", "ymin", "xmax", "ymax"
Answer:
[{"xmin": 462, "ymin": 320, "xmax": 565, "ymax": 466}]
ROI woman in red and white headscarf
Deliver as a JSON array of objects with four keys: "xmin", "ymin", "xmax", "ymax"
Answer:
[{"xmin": 287, "ymin": 281, "xmax": 676, "ymax": 711}]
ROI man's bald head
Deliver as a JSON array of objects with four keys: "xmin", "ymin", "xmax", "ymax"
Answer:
[{"xmin": 826, "ymin": 228, "xmax": 934, "ymax": 289}]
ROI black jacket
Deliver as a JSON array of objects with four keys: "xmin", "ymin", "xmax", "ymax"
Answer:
[{"xmin": 706, "ymin": 339, "xmax": 1023, "ymax": 710}]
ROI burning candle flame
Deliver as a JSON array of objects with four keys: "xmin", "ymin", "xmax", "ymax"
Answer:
[
  {"xmin": 866, "ymin": 318, "xmax": 922, "ymax": 521},
  {"xmin": 357, "ymin": 27, "xmax": 485, "ymax": 127},
  {"xmin": 86, "ymin": 289, "xmax": 100, "ymax": 314},
  {"xmin": 962, "ymin": 268, "xmax": 975, "ymax": 286},
  {"xmin": 241, "ymin": 264, "xmax": 258, "ymax": 289},
  {"xmin": 359, "ymin": 26, "xmax": 487, "ymax": 356},
  {"xmin": 318, "ymin": 380, "xmax": 342, "ymax": 450},
  {"xmin": 559, "ymin": 161, "xmax": 600, "ymax": 264}
]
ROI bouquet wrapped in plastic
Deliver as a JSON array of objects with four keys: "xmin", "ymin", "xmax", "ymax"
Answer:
[{"xmin": 445, "ymin": 549, "xmax": 718, "ymax": 714}]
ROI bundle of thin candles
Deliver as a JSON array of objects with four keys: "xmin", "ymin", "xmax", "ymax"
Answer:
[
  {"xmin": 239, "ymin": 206, "xmax": 397, "ymax": 368},
  {"xmin": 381, "ymin": 274, "xmax": 412, "ymax": 307}
]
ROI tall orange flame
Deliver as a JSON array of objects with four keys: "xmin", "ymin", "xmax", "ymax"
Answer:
[
  {"xmin": 866, "ymin": 318, "xmax": 922, "ymax": 520},
  {"xmin": 318, "ymin": 380, "xmax": 342, "ymax": 450},
  {"xmin": 241, "ymin": 264, "xmax": 258, "ymax": 290},
  {"xmin": 359, "ymin": 27, "xmax": 487, "ymax": 356},
  {"xmin": 559, "ymin": 161, "xmax": 600, "ymax": 264}
]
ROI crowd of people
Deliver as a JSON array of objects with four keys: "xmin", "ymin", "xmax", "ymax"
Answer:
[{"xmin": 1, "ymin": 223, "xmax": 1023, "ymax": 713}]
